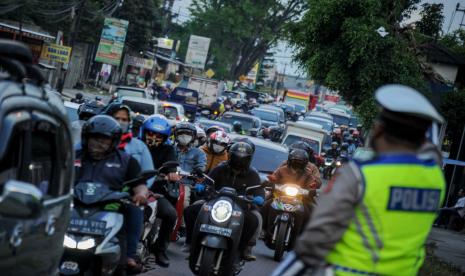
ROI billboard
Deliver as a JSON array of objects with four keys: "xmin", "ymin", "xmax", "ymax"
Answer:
[
  {"xmin": 95, "ymin": 18, "xmax": 129, "ymax": 66},
  {"xmin": 40, "ymin": 43, "xmax": 72, "ymax": 63},
  {"xmin": 157, "ymin": 37, "xmax": 174, "ymax": 50},
  {"xmin": 185, "ymin": 35, "xmax": 211, "ymax": 69}
]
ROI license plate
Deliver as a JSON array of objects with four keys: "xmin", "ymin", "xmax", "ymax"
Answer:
[
  {"xmin": 60, "ymin": 261, "xmax": 79, "ymax": 274},
  {"xmin": 200, "ymin": 224, "xmax": 232, "ymax": 237},
  {"xmin": 68, "ymin": 219, "xmax": 106, "ymax": 236}
]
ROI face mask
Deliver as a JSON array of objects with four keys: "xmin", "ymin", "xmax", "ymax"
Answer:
[
  {"xmin": 212, "ymin": 144, "xmax": 225, "ymax": 154},
  {"xmin": 193, "ymin": 140, "xmax": 199, "ymax": 147},
  {"xmin": 177, "ymin": 134, "xmax": 193, "ymax": 146},
  {"xmin": 119, "ymin": 122, "xmax": 130, "ymax": 133},
  {"xmin": 87, "ymin": 138, "xmax": 111, "ymax": 160}
]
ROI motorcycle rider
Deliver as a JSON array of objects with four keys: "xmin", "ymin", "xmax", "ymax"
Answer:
[
  {"xmin": 274, "ymin": 84, "xmax": 445, "ymax": 276},
  {"xmin": 202, "ymin": 130, "xmax": 231, "ymax": 173},
  {"xmin": 71, "ymin": 100, "xmax": 105, "ymax": 145},
  {"xmin": 233, "ymin": 121, "xmax": 246, "ymax": 135},
  {"xmin": 289, "ymin": 141, "xmax": 317, "ymax": 165},
  {"xmin": 175, "ymin": 122, "xmax": 207, "ymax": 173},
  {"xmin": 183, "ymin": 142, "xmax": 264, "ymax": 260},
  {"xmin": 139, "ymin": 115, "xmax": 178, "ymax": 267},
  {"xmin": 76, "ymin": 115, "xmax": 148, "ymax": 271},
  {"xmin": 105, "ymin": 103, "xmax": 154, "ymax": 272},
  {"xmin": 194, "ymin": 125, "xmax": 207, "ymax": 148},
  {"xmin": 205, "ymin": 125, "xmax": 225, "ymax": 137},
  {"xmin": 326, "ymin": 141, "xmax": 340, "ymax": 158},
  {"xmin": 71, "ymin": 92, "xmax": 85, "ymax": 104},
  {"xmin": 347, "ymin": 137, "xmax": 357, "ymax": 156},
  {"xmin": 262, "ymin": 148, "xmax": 321, "ymax": 241}
]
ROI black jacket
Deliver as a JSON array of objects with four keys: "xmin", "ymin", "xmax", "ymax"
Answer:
[
  {"xmin": 208, "ymin": 163, "xmax": 265, "ymax": 199},
  {"xmin": 148, "ymin": 144, "xmax": 178, "ymax": 195},
  {"xmin": 75, "ymin": 149, "xmax": 141, "ymax": 191}
]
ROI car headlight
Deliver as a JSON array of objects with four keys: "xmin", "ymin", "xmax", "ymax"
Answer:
[
  {"xmin": 211, "ymin": 200, "xmax": 232, "ymax": 223},
  {"xmin": 283, "ymin": 186, "xmax": 299, "ymax": 197},
  {"xmin": 64, "ymin": 235, "xmax": 77, "ymax": 249},
  {"xmin": 77, "ymin": 236, "xmax": 96, "ymax": 250}
]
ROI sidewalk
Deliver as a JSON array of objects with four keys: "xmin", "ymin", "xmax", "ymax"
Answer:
[{"xmin": 428, "ymin": 228, "xmax": 465, "ymax": 272}]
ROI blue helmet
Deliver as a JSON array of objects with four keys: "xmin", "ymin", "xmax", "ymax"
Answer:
[{"xmin": 139, "ymin": 115, "xmax": 171, "ymax": 146}]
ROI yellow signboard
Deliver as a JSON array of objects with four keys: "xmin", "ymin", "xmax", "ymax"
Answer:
[
  {"xmin": 40, "ymin": 43, "xmax": 72, "ymax": 63},
  {"xmin": 205, "ymin": 68, "xmax": 215, "ymax": 78}
]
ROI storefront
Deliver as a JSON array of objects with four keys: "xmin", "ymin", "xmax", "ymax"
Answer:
[
  {"xmin": 0, "ymin": 21, "xmax": 55, "ymax": 63},
  {"xmin": 122, "ymin": 55, "xmax": 155, "ymax": 87}
]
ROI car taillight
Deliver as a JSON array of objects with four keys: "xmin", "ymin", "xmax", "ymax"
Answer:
[{"xmin": 176, "ymin": 115, "xmax": 180, "ymax": 120}]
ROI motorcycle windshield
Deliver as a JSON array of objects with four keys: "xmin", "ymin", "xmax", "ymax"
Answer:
[{"xmin": 74, "ymin": 182, "xmax": 130, "ymax": 205}]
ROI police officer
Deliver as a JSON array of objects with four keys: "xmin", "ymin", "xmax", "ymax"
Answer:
[{"xmin": 273, "ymin": 84, "xmax": 446, "ymax": 276}]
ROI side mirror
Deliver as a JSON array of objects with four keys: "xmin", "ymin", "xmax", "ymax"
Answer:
[{"xmin": 0, "ymin": 180, "xmax": 43, "ymax": 218}]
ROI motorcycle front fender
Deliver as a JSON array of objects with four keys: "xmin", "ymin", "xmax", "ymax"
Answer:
[{"xmin": 201, "ymin": 235, "xmax": 229, "ymax": 250}]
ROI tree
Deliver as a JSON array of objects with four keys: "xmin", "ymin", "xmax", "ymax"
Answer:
[
  {"xmin": 185, "ymin": 0, "xmax": 306, "ymax": 80},
  {"xmin": 288, "ymin": 0, "xmax": 425, "ymax": 125},
  {"xmin": 416, "ymin": 3, "xmax": 444, "ymax": 39}
]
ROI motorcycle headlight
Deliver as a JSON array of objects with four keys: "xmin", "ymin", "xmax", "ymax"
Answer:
[
  {"xmin": 77, "ymin": 236, "xmax": 96, "ymax": 250},
  {"xmin": 283, "ymin": 186, "xmax": 299, "ymax": 197},
  {"xmin": 64, "ymin": 234, "xmax": 77, "ymax": 249},
  {"xmin": 211, "ymin": 200, "xmax": 233, "ymax": 223},
  {"xmin": 325, "ymin": 161, "xmax": 332, "ymax": 166},
  {"xmin": 336, "ymin": 161, "xmax": 342, "ymax": 166}
]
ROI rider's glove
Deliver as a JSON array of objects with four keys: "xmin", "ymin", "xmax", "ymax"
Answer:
[
  {"xmin": 252, "ymin": 196, "xmax": 265, "ymax": 206},
  {"xmin": 195, "ymin": 184, "xmax": 206, "ymax": 194}
]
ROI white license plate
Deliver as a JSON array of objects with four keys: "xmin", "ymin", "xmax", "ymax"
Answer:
[{"xmin": 61, "ymin": 261, "xmax": 79, "ymax": 272}]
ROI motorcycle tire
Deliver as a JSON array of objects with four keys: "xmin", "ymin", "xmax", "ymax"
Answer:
[
  {"xmin": 274, "ymin": 220, "xmax": 289, "ymax": 262},
  {"xmin": 199, "ymin": 247, "xmax": 218, "ymax": 276}
]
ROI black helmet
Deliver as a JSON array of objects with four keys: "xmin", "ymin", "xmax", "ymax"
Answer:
[
  {"xmin": 228, "ymin": 142, "xmax": 254, "ymax": 173},
  {"xmin": 78, "ymin": 100, "xmax": 104, "ymax": 121},
  {"xmin": 288, "ymin": 149, "xmax": 309, "ymax": 171},
  {"xmin": 268, "ymin": 126, "xmax": 283, "ymax": 142},
  {"xmin": 331, "ymin": 141, "xmax": 339, "ymax": 148},
  {"xmin": 233, "ymin": 121, "xmax": 243, "ymax": 133},
  {"xmin": 289, "ymin": 141, "xmax": 314, "ymax": 158},
  {"xmin": 76, "ymin": 92, "xmax": 83, "ymax": 99},
  {"xmin": 175, "ymin": 122, "xmax": 197, "ymax": 146},
  {"xmin": 81, "ymin": 115, "xmax": 122, "ymax": 157},
  {"xmin": 230, "ymin": 137, "xmax": 255, "ymax": 153}
]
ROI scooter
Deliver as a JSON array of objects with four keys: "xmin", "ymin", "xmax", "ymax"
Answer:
[
  {"xmin": 169, "ymin": 169, "xmax": 206, "ymax": 241},
  {"xmin": 263, "ymin": 184, "xmax": 309, "ymax": 261},
  {"xmin": 188, "ymin": 184, "xmax": 261, "ymax": 276},
  {"xmin": 60, "ymin": 170, "xmax": 157, "ymax": 275},
  {"xmin": 322, "ymin": 157, "xmax": 341, "ymax": 179}
]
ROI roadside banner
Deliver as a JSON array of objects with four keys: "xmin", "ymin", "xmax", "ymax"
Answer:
[
  {"xmin": 157, "ymin": 37, "xmax": 174, "ymax": 50},
  {"xmin": 185, "ymin": 35, "xmax": 211, "ymax": 69},
  {"xmin": 127, "ymin": 55, "xmax": 154, "ymax": 69},
  {"xmin": 40, "ymin": 43, "xmax": 72, "ymax": 63},
  {"xmin": 95, "ymin": 18, "xmax": 129, "ymax": 66},
  {"xmin": 246, "ymin": 62, "xmax": 260, "ymax": 84}
]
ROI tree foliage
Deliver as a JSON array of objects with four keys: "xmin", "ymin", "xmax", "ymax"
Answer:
[
  {"xmin": 288, "ymin": 0, "xmax": 425, "ymax": 125},
  {"xmin": 416, "ymin": 3, "xmax": 444, "ymax": 39},
  {"xmin": 184, "ymin": 0, "xmax": 306, "ymax": 79}
]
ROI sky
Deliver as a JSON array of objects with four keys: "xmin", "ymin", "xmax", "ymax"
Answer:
[{"xmin": 172, "ymin": 0, "xmax": 465, "ymax": 76}]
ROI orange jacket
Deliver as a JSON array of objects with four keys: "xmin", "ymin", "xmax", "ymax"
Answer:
[{"xmin": 201, "ymin": 145, "xmax": 228, "ymax": 173}]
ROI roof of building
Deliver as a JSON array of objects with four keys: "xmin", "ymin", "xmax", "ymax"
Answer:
[
  {"xmin": 0, "ymin": 21, "xmax": 55, "ymax": 41},
  {"xmin": 420, "ymin": 42, "xmax": 465, "ymax": 66}
]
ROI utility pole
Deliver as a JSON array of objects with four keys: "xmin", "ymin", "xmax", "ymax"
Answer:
[
  {"xmin": 456, "ymin": 4, "xmax": 465, "ymax": 30},
  {"xmin": 59, "ymin": 0, "xmax": 86, "ymax": 92}
]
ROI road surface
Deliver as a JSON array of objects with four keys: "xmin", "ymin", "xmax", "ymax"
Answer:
[{"xmin": 141, "ymin": 238, "xmax": 283, "ymax": 276}]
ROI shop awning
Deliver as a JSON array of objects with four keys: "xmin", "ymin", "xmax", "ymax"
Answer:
[
  {"xmin": 0, "ymin": 22, "xmax": 55, "ymax": 41},
  {"xmin": 146, "ymin": 51, "xmax": 186, "ymax": 66}
]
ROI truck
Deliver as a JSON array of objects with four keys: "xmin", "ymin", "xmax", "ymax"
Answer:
[
  {"xmin": 284, "ymin": 89, "xmax": 318, "ymax": 111},
  {"xmin": 186, "ymin": 76, "xmax": 220, "ymax": 107},
  {"xmin": 281, "ymin": 121, "xmax": 331, "ymax": 156}
]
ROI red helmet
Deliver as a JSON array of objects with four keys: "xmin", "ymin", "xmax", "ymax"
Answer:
[{"xmin": 208, "ymin": 130, "xmax": 230, "ymax": 154}]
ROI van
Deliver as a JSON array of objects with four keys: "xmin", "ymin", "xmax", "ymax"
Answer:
[{"xmin": 120, "ymin": 96, "xmax": 187, "ymax": 126}]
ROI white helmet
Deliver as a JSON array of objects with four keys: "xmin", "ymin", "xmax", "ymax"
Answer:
[{"xmin": 375, "ymin": 84, "xmax": 444, "ymax": 123}]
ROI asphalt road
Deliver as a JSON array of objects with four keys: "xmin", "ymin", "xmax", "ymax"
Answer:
[{"xmin": 140, "ymin": 238, "xmax": 283, "ymax": 276}]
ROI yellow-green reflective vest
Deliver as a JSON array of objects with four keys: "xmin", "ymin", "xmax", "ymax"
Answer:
[{"xmin": 326, "ymin": 154, "xmax": 445, "ymax": 276}]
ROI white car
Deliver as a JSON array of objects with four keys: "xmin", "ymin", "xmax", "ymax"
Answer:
[{"xmin": 120, "ymin": 96, "xmax": 187, "ymax": 126}]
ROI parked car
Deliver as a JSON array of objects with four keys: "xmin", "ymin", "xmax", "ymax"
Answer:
[
  {"xmin": 196, "ymin": 118, "xmax": 233, "ymax": 133},
  {"xmin": 219, "ymin": 111, "xmax": 261, "ymax": 136}
]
